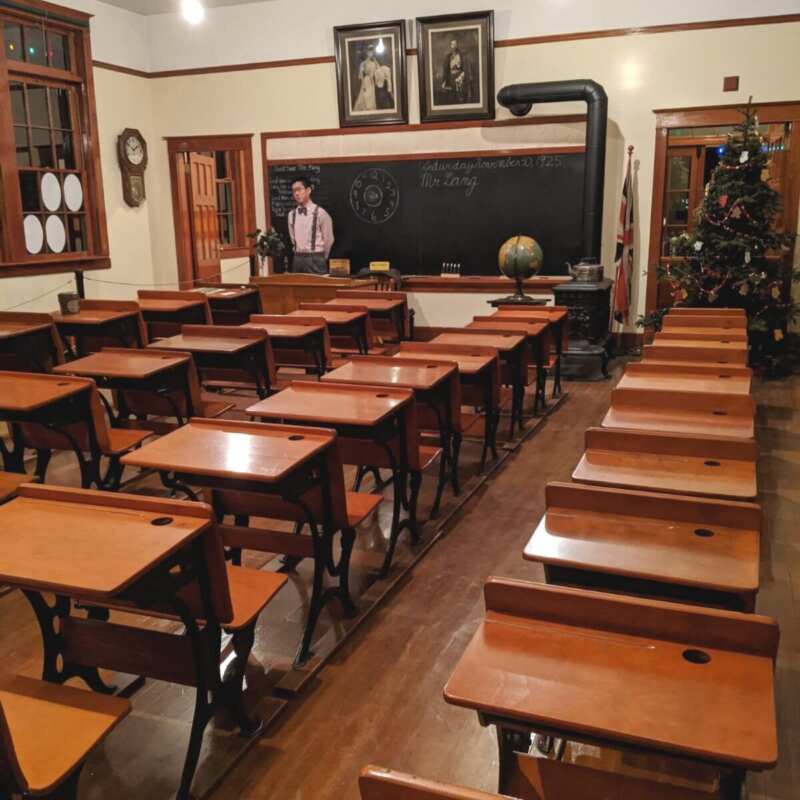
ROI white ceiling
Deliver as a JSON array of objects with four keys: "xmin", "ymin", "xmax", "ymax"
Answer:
[{"xmin": 101, "ymin": 0, "xmax": 268, "ymax": 15}]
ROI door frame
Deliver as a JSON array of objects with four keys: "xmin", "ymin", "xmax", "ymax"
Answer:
[
  {"xmin": 166, "ymin": 133, "xmax": 256, "ymax": 289},
  {"xmin": 646, "ymin": 100, "xmax": 800, "ymax": 315}
]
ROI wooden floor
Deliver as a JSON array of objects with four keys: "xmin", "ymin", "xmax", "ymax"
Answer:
[{"xmin": 2, "ymin": 368, "xmax": 797, "ymax": 799}]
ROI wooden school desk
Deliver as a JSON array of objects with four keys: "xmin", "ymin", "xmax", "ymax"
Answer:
[
  {"xmin": 0, "ymin": 483, "xmax": 286, "ymax": 800},
  {"xmin": 602, "ymin": 388, "xmax": 755, "ymax": 438},
  {"xmin": 328, "ymin": 291, "xmax": 407, "ymax": 341},
  {"xmin": 657, "ymin": 326, "xmax": 748, "ymax": 342},
  {"xmin": 121, "ymin": 418, "xmax": 359, "ymax": 664},
  {"xmin": 0, "ymin": 470, "xmax": 30, "ymax": 504},
  {"xmin": 573, "ymin": 427, "xmax": 757, "ymax": 500},
  {"xmin": 245, "ymin": 314, "xmax": 330, "ymax": 376},
  {"xmin": 394, "ymin": 342, "xmax": 500, "ymax": 471},
  {"xmin": 662, "ymin": 314, "xmax": 747, "ymax": 331},
  {"xmin": 0, "ymin": 311, "xmax": 65, "ymax": 373},
  {"xmin": 52, "ymin": 300, "xmax": 147, "ymax": 357},
  {"xmin": 322, "ymin": 356, "xmax": 460, "ymax": 516},
  {"xmin": 290, "ymin": 306, "xmax": 371, "ymax": 355},
  {"xmin": 618, "ymin": 362, "xmax": 752, "ymax": 395},
  {"xmin": 633, "ymin": 358, "xmax": 753, "ymax": 378},
  {"xmin": 0, "ymin": 371, "xmax": 149, "ymax": 488},
  {"xmin": 644, "ymin": 341, "xmax": 748, "ymax": 365},
  {"xmin": 147, "ymin": 325, "xmax": 275, "ymax": 398},
  {"xmin": 431, "ymin": 331, "xmax": 527, "ymax": 437},
  {"xmin": 467, "ymin": 318, "xmax": 549, "ymax": 413},
  {"xmin": 525, "ymin": 482, "xmax": 760, "ymax": 611},
  {"xmin": 195, "ymin": 283, "xmax": 261, "ymax": 325},
  {"xmin": 53, "ymin": 348, "xmax": 197, "ymax": 428},
  {"xmin": 667, "ymin": 307, "xmax": 746, "ymax": 318},
  {"xmin": 137, "ymin": 290, "xmax": 212, "ymax": 339},
  {"xmin": 247, "ymin": 381, "xmax": 422, "ymax": 574},
  {"xmin": 443, "ymin": 579, "xmax": 778, "ymax": 799}
]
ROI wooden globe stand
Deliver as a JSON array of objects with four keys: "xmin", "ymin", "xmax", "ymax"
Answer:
[{"xmin": 488, "ymin": 273, "xmax": 548, "ymax": 307}]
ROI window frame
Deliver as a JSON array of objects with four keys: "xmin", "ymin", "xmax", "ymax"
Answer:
[{"xmin": 0, "ymin": 0, "xmax": 109, "ymax": 278}]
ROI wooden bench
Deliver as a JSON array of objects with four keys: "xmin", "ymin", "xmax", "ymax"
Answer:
[
  {"xmin": 525, "ymin": 481, "xmax": 760, "ymax": 611},
  {"xmin": 602, "ymin": 388, "xmax": 755, "ymax": 438},
  {"xmin": 0, "ymin": 311, "xmax": 66, "ymax": 373},
  {"xmin": 0, "ymin": 673, "xmax": 130, "ymax": 799},
  {"xmin": 573, "ymin": 427, "xmax": 757, "ymax": 500}
]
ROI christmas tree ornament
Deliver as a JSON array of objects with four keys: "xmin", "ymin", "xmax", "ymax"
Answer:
[
  {"xmin": 694, "ymin": 241, "xmax": 703, "ymax": 252},
  {"xmin": 774, "ymin": 329, "xmax": 784, "ymax": 342},
  {"xmin": 739, "ymin": 283, "xmax": 749, "ymax": 296},
  {"xmin": 739, "ymin": 151, "xmax": 749, "ymax": 164},
  {"xmin": 745, "ymin": 250, "xmax": 751, "ymax": 264},
  {"xmin": 730, "ymin": 206, "xmax": 742, "ymax": 219},
  {"xmin": 719, "ymin": 194, "xmax": 728, "ymax": 207},
  {"xmin": 771, "ymin": 285, "xmax": 780, "ymax": 299}
]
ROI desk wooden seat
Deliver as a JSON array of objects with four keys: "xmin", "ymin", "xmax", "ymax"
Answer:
[
  {"xmin": 247, "ymin": 380, "xmax": 426, "ymax": 575},
  {"xmin": 52, "ymin": 300, "xmax": 148, "ymax": 357},
  {"xmin": 0, "ymin": 372, "xmax": 150, "ymax": 489},
  {"xmin": 634, "ymin": 359, "xmax": 753, "ymax": 378},
  {"xmin": 602, "ymin": 388, "xmax": 755, "ymax": 439},
  {"xmin": 0, "ymin": 673, "xmax": 130, "ymax": 798},
  {"xmin": 431, "ymin": 331, "xmax": 527, "ymax": 437},
  {"xmin": 0, "ymin": 483, "xmax": 287, "ymax": 799},
  {"xmin": 663, "ymin": 314, "xmax": 747, "ymax": 331},
  {"xmin": 138, "ymin": 290, "xmax": 212, "ymax": 339},
  {"xmin": 644, "ymin": 342, "xmax": 747, "ymax": 365},
  {"xmin": 468, "ymin": 318, "xmax": 550, "ymax": 413},
  {"xmin": 195, "ymin": 283, "xmax": 261, "ymax": 325},
  {"xmin": 292, "ymin": 304, "xmax": 373, "ymax": 355},
  {"xmin": 525, "ymin": 482, "xmax": 760, "ymax": 611},
  {"xmin": 245, "ymin": 314, "xmax": 331, "ymax": 376},
  {"xmin": 148, "ymin": 325, "xmax": 276, "ymax": 398},
  {"xmin": 54, "ymin": 348, "xmax": 233, "ymax": 433},
  {"xmin": 618, "ymin": 363, "xmax": 752, "ymax": 395},
  {"xmin": 394, "ymin": 342, "xmax": 501, "ymax": 471},
  {"xmin": 657, "ymin": 326, "xmax": 748, "ymax": 342},
  {"xmin": 121, "ymin": 418, "xmax": 374, "ymax": 664},
  {"xmin": 323, "ymin": 357, "xmax": 459, "ymax": 517},
  {"xmin": 0, "ymin": 311, "xmax": 65, "ymax": 373},
  {"xmin": 359, "ymin": 760, "xmax": 716, "ymax": 800},
  {"xmin": 667, "ymin": 307, "xmax": 746, "ymax": 318},
  {"xmin": 444, "ymin": 578, "xmax": 778, "ymax": 796},
  {"xmin": 573, "ymin": 428, "xmax": 757, "ymax": 500},
  {"xmin": 331, "ymin": 289, "xmax": 409, "ymax": 341}
]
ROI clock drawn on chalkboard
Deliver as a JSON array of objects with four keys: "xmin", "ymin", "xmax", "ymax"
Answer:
[{"xmin": 349, "ymin": 168, "xmax": 399, "ymax": 224}]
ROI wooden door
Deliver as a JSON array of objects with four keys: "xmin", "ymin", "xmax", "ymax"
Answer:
[{"xmin": 188, "ymin": 153, "xmax": 220, "ymax": 282}]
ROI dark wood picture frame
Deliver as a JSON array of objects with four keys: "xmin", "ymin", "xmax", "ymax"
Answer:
[
  {"xmin": 333, "ymin": 19, "xmax": 408, "ymax": 128},
  {"xmin": 416, "ymin": 10, "xmax": 495, "ymax": 124}
]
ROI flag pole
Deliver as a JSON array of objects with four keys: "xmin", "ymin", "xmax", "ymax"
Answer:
[{"xmin": 613, "ymin": 144, "xmax": 635, "ymax": 353}]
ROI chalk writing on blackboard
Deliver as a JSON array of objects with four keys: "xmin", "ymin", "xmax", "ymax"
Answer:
[{"xmin": 268, "ymin": 164, "xmax": 323, "ymax": 218}]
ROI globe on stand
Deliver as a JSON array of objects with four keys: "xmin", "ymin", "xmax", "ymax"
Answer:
[{"xmin": 491, "ymin": 234, "xmax": 547, "ymax": 306}]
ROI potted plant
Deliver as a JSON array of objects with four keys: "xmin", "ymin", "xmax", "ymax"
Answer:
[{"xmin": 248, "ymin": 227, "xmax": 288, "ymax": 275}]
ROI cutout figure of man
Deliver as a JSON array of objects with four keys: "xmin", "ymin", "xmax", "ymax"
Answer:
[{"xmin": 289, "ymin": 176, "xmax": 334, "ymax": 274}]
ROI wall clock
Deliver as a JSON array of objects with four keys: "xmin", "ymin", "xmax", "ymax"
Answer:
[{"xmin": 117, "ymin": 127, "xmax": 148, "ymax": 207}]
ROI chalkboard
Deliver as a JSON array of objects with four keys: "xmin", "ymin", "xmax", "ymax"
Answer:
[{"xmin": 266, "ymin": 150, "xmax": 584, "ymax": 276}]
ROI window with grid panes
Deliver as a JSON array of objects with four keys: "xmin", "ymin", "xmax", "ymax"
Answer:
[
  {"xmin": 0, "ymin": 2, "xmax": 108, "ymax": 276},
  {"xmin": 215, "ymin": 151, "xmax": 239, "ymax": 249}
]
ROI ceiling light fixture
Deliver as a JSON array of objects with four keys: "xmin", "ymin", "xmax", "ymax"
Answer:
[{"xmin": 181, "ymin": 0, "xmax": 205, "ymax": 25}]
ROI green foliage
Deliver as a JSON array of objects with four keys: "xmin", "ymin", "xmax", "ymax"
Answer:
[
  {"xmin": 655, "ymin": 102, "xmax": 797, "ymax": 372},
  {"xmin": 248, "ymin": 227, "xmax": 287, "ymax": 260},
  {"xmin": 637, "ymin": 307, "xmax": 667, "ymax": 332}
]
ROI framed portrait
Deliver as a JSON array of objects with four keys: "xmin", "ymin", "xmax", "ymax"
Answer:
[
  {"xmin": 334, "ymin": 20, "xmax": 408, "ymax": 128},
  {"xmin": 416, "ymin": 10, "xmax": 495, "ymax": 123}
]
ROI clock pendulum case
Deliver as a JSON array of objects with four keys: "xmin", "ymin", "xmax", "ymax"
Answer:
[{"xmin": 117, "ymin": 127, "xmax": 148, "ymax": 207}]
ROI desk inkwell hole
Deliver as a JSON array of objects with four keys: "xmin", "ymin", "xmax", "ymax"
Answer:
[
  {"xmin": 288, "ymin": 434, "xmax": 304, "ymax": 441},
  {"xmin": 694, "ymin": 528, "xmax": 715, "ymax": 538},
  {"xmin": 375, "ymin": 393, "xmax": 389, "ymax": 398},
  {"xmin": 425, "ymin": 364, "xmax": 437, "ymax": 368},
  {"xmin": 704, "ymin": 460, "xmax": 721, "ymax": 467},
  {"xmin": 682, "ymin": 648, "xmax": 711, "ymax": 665},
  {"xmin": 712, "ymin": 411, "xmax": 728, "ymax": 416},
  {"xmin": 57, "ymin": 381, "xmax": 70, "ymax": 386},
  {"xmin": 718, "ymin": 375, "xmax": 731, "ymax": 379},
  {"xmin": 721, "ymin": 340, "xmax": 730, "ymax": 344},
  {"xmin": 151, "ymin": 517, "xmax": 173, "ymax": 526}
]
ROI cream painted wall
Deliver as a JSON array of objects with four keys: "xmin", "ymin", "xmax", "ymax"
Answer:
[
  {"xmin": 144, "ymin": 21, "xmax": 800, "ymax": 329},
  {"xmin": 0, "ymin": 67, "xmax": 154, "ymax": 312}
]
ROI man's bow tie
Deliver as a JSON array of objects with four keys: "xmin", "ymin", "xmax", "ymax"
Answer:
[{"xmin": 297, "ymin": 206, "xmax": 308, "ymax": 216}]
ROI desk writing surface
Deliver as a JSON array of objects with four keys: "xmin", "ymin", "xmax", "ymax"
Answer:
[
  {"xmin": 146, "ymin": 333, "xmax": 254, "ymax": 354},
  {"xmin": 289, "ymin": 308, "xmax": 366, "ymax": 324},
  {"xmin": 493, "ymin": 308, "xmax": 568, "ymax": 321},
  {"xmin": 138, "ymin": 298, "xmax": 205, "ymax": 313},
  {"xmin": 51, "ymin": 309, "xmax": 135, "ymax": 325},
  {"xmin": 656, "ymin": 326, "xmax": 748, "ymax": 342},
  {"xmin": 651, "ymin": 339, "xmax": 747, "ymax": 352},
  {"xmin": 326, "ymin": 297, "xmax": 402, "ymax": 312},
  {"xmin": 243, "ymin": 322, "xmax": 323, "ymax": 339},
  {"xmin": 636, "ymin": 359, "xmax": 752, "ymax": 377},
  {"xmin": 0, "ymin": 495, "xmax": 207, "ymax": 597},
  {"xmin": 247, "ymin": 382, "xmax": 411, "ymax": 426},
  {"xmin": 197, "ymin": 286, "xmax": 255, "ymax": 300},
  {"xmin": 53, "ymin": 350, "xmax": 190, "ymax": 380},
  {"xmin": 466, "ymin": 320, "xmax": 548, "ymax": 337},
  {"xmin": 617, "ymin": 369, "xmax": 751, "ymax": 395},
  {"xmin": 524, "ymin": 484, "xmax": 759, "ymax": 593},
  {"xmin": 121, "ymin": 418, "xmax": 333, "ymax": 483},
  {"xmin": 0, "ymin": 321, "xmax": 53, "ymax": 339},
  {"xmin": 0, "ymin": 372, "xmax": 89, "ymax": 412},
  {"xmin": 391, "ymin": 349, "xmax": 492, "ymax": 376},
  {"xmin": 431, "ymin": 332, "xmax": 525, "ymax": 353},
  {"xmin": 443, "ymin": 584, "xmax": 777, "ymax": 768},
  {"xmin": 322, "ymin": 358, "xmax": 454, "ymax": 391}
]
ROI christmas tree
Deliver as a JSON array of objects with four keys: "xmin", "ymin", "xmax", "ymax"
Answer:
[{"xmin": 654, "ymin": 102, "xmax": 797, "ymax": 372}]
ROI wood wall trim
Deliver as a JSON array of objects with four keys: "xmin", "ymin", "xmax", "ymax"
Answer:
[
  {"xmin": 403, "ymin": 277, "xmax": 566, "ymax": 294},
  {"xmin": 655, "ymin": 101, "xmax": 800, "ymax": 128},
  {"xmin": 166, "ymin": 133, "xmax": 254, "ymax": 151},
  {"xmin": 92, "ymin": 60, "xmax": 150, "ymax": 79},
  {"xmin": 90, "ymin": 13, "xmax": 800, "ymax": 80}
]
